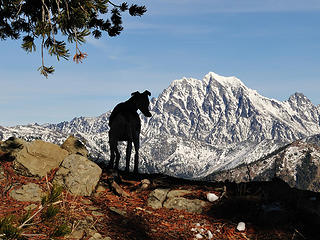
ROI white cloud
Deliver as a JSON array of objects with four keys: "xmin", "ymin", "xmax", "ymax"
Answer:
[
  {"xmin": 86, "ymin": 37, "xmax": 123, "ymax": 60},
  {"xmin": 125, "ymin": 21, "xmax": 217, "ymax": 36}
]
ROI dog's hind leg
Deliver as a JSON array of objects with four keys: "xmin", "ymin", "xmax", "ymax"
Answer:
[
  {"xmin": 114, "ymin": 144, "xmax": 121, "ymax": 170},
  {"xmin": 133, "ymin": 138, "xmax": 140, "ymax": 174},
  {"xmin": 125, "ymin": 141, "xmax": 132, "ymax": 173},
  {"xmin": 108, "ymin": 140, "xmax": 116, "ymax": 169}
]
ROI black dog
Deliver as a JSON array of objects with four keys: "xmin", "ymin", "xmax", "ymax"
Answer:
[{"xmin": 108, "ymin": 90, "xmax": 152, "ymax": 173}]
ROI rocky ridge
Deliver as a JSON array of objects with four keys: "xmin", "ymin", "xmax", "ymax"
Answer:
[
  {"xmin": 0, "ymin": 136, "xmax": 101, "ymax": 196},
  {"xmin": 205, "ymin": 136, "xmax": 320, "ymax": 192},
  {"xmin": 1, "ymin": 137, "xmax": 320, "ymax": 239},
  {"xmin": 0, "ymin": 72, "xmax": 320, "ymax": 180}
]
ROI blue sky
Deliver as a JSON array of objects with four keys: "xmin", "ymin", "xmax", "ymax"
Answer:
[{"xmin": 1, "ymin": 0, "xmax": 320, "ymax": 126}]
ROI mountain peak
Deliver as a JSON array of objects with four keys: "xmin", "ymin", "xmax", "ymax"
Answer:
[
  {"xmin": 204, "ymin": 72, "xmax": 245, "ymax": 88},
  {"xmin": 288, "ymin": 92, "xmax": 313, "ymax": 107},
  {"xmin": 289, "ymin": 92, "xmax": 309, "ymax": 101},
  {"xmin": 169, "ymin": 72, "xmax": 246, "ymax": 91}
]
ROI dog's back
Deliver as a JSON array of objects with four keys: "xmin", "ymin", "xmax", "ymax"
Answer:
[
  {"xmin": 109, "ymin": 101, "xmax": 136, "ymax": 126},
  {"xmin": 109, "ymin": 101, "xmax": 141, "ymax": 141}
]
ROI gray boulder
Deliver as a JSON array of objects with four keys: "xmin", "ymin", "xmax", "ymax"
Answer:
[
  {"xmin": 147, "ymin": 188, "xmax": 170, "ymax": 209},
  {"xmin": 54, "ymin": 154, "xmax": 102, "ymax": 196},
  {"xmin": 61, "ymin": 135, "xmax": 88, "ymax": 157},
  {"xmin": 10, "ymin": 183, "xmax": 44, "ymax": 202},
  {"xmin": 166, "ymin": 189, "xmax": 192, "ymax": 198},
  {"xmin": 6, "ymin": 139, "xmax": 69, "ymax": 177},
  {"xmin": 147, "ymin": 189, "xmax": 208, "ymax": 213},
  {"xmin": 0, "ymin": 137, "xmax": 27, "ymax": 159},
  {"xmin": 163, "ymin": 197, "xmax": 207, "ymax": 213}
]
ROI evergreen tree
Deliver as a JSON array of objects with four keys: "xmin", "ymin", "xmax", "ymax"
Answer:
[{"xmin": 0, "ymin": 0, "xmax": 146, "ymax": 77}]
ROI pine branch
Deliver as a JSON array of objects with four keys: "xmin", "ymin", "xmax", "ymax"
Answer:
[{"xmin": 1, "ymin": 0, "xmax": 147, "ymax": 77}]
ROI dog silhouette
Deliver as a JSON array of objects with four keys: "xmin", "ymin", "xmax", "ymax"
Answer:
[{"xmin": 108, "ymin": 90, "xmax": 152, "ymax": 173}]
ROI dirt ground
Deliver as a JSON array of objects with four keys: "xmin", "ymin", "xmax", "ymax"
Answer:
[{"xmin": 1, "ymin": 161, "xmax": 319, "ymax": 240}]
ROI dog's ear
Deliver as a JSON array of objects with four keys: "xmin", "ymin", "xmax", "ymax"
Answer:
[
  {"xmin": 131, "ymin": 91, "xmax": 140, "ymax": 96},
  {"xmin": 143, "ymin": 90, "xmax": 151, "ymax": 96}
]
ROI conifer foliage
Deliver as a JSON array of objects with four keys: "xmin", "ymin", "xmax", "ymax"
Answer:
[{"xmin": 0, "ymin": 0, "xmax": 147, "ymax": 77}]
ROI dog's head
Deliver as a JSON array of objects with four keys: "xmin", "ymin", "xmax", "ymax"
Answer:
[{"xmin": 131, "ymin": 90, "xmax": 152, "ymax": 117}]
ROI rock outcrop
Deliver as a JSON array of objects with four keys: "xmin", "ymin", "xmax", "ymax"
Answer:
[
  {"xmin": 13, "ymin": 140, "xmax": 69, "ymax": 177},
  {"xmin": 148, "ymin": 189, "xmax": 208, "ymax": 213},
  {"xmin": 54, "ymin": 154, "xmax": 102, "ymax": 196},
  {"xmin": 206, "ymin": 140, "xmax": 320, "ymax": 192},
  {"xmin": 61, "ymin": 135, "xmax": 88, "ymax": 157},
  {"xmin": 163, "ymin": 197, "xmax": 207, "ymax": 213},
  {"xmin": 0, "ymin": 137, "xmax": 69, "ymax": 177},
  {"xmin": 0, "ymin": 137, "xmax": 27, "ymax": 160},
  {"xmin": 9, "ymin": 183, "xmax": 44, "ymax": 202},
  {"xmin": 0, "ymin": 137, "xmax": 101, "ymax": 196},
  {"xmin": 147, "ymin": 189, "xmax": 170, "ymax": 209}
]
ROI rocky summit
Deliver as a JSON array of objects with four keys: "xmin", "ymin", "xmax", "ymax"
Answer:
[
  {"xmin": 1, "ymin": 141, "xmax": 320, "ymax": 239},
  {"xmin": 0, "ymin": 72, "xmax": 320, "ymax": 180},
  {"xmin": 0, "ymin": 137, "xmax": 101, "ymax": 196}
]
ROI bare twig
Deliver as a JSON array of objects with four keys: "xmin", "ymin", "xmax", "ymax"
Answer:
[
  {"xmin": 15, "ymin": 0, "xmax": 24, "ymax": 18},
  {"xmin": 107, "ymin": 0, "xmax": 121, "ymax": 8},
  {"xmin": 220, "ymin": 185, "xmax": 227, "ymax": 198},
  {"xmin": 45, "ymin": 174, "xmax": 50, "ymax": 192},
  {"xmin": 241, "ymin": 233, "xmax": 251, "ymax": 240},
  {"xmin": 18, "ymin": 205, "xmax": 44, "ymax": 229},
  {"xmin": 41, "ymin": 36, "xmax": 45, "ymax": 67},
  {"xmin": 18, "ymin": 200, "xmax": 62, "ymax": 229},
  {"xmin": 90, "ymin": 218, "xmax": 99, "ymax": 230},
  {"xmin": 111, "ymin": 180, "xmax": 130, "ymax": 197},
  {"xmin": 71, "ymin": 220, "xmax": 81, "ymax": 233},
  {"xmin": 294, "ymin": 228, "xmax": 306, "ymax": 239},
  {"xmin": 52, "ymin": 200, "xmax": 63, "ymax": 206},
  {"xmin": 55, "ymin": 0, "xmax": 61, "ymax": 13},
  {"xmin": 21, "ymin": 233, "xmax": 47, "ymax": 237},
  {"xmin": 107, "ymin": 176, "xmax": 130, "ymax": 198},
  {"xmin": 64, "ymin": 0, "xmax": 70, "ymax": 19},
  {"xmin": 19, "ymin": 220, "xmax": 42, "ymax": 227}
]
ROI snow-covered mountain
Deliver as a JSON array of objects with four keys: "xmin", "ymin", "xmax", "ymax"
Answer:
[
  {"xmin": 205, "ymin": 136, "xmax": 320, "ymax": 192},
  {"xmin": 143, "ymin": 72, "xmax": 320, "ymax": 144},
  {"xmin": 1, "ymin": 72, "xmax": 320, "ymax": 179}
]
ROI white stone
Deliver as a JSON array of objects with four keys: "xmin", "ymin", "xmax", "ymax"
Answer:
[
  {"xmin": 207, "ymin": 230, "xmax": 213, "ymax": 239},
  {"xmin": 236, "ymin": 222, "xmax": 246, "ymax": 231},
  {"xmin": 195, "ymin": 233, "xmax": 203, "ymax": 239},
  {"xmin": 206, "ymin": 193, "xmax": 219, "ymax": 202}
]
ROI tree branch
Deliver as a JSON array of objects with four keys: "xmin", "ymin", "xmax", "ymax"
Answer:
[{"xmin": 108, "ymin": 1, "xmax": 121, "ymax": 8}]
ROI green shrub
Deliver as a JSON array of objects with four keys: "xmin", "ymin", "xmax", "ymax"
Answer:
[
  {"xmin": 43, "ymin": 205, "xmax": 60, "ymax": 220},
  {"xmin": 41, "ymin": 185, "xmax": 64, "ymax": 205},
  {"xmin": 0, "ymin": 216, "xmax": 23, "ymax": 240},
  {"xmin": 51, "ymin": 223, "xmax": 71, "ymax": 237}
]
